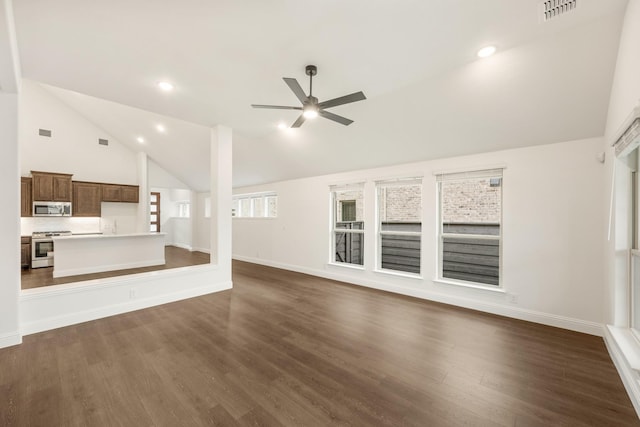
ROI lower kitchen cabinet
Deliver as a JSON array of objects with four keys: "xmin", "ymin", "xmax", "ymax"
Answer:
[{"xmin": 21, "ymin": 236, "xmax": 31, "ymax": 269}]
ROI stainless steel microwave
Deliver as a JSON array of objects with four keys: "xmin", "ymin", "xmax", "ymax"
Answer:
[{"xmin": 33, "ymin": 201, "xmax": 72, "ymax": 217}]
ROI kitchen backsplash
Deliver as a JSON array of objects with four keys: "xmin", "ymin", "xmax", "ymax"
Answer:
[{"xmin": 21, "ymin": 217, "xmax": 101, "ymax": 235}]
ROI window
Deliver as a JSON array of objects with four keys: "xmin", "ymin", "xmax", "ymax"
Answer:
[
  {"xmin": 437, "ymin": 168, "xmax": 503, "ymax": 287},
  {"xmin": 341, "ymin": 200, "xmax": 356, "ymax": 222},
  {"xmin": 376, "ymin": 178, "xmax": 422, "ymax": 274},
  {"xmin": 204, "ymin": 196, "xmax": 211, "ymax": 218},
  {"xmin": 177, "ymin": 201, "xmax": 190, "ymax": 218},
  {"xmin": 232, "ymin": 192, "xmax": 277, "ymax": 218},
  {"xmin": 331, "ymin": 184, "xmax": 364, "ymax": 266}
]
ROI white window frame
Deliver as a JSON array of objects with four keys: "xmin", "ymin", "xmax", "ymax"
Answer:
[
  {"xmin": 176, "ymin": 201, "xmax": 190, "ymax": 218},
  {"xmin": 436, "ymin": 168, "xmax": 503, "ymax": 289},
  {"xmin": 375, "ymin": 177, "xmax": 423, "ymax": 276},
  {"xmin": 330, "ymin": 183, "xmax": 365, "ymax": 267},
  {"xmin": 232, "ymin": 191, "xmax": 277, "ymax": 218}
]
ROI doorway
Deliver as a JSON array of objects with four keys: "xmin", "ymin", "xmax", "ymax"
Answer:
[{"xmin": 150, "ymin": 192, "xmax": 161, "ymax": 232}]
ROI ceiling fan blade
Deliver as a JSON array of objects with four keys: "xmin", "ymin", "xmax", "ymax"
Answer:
[
  {"xmin": 283, "ymin": 78, "xmax": 308, "ymax": 104},
  {"xmin": 291, "ymin": 114, "xmax": 306, "ymax": 128},
  {"xmin": 251, "ymin": 104, "xmax": 302, "ymax": 110},
  {"xmin": 317, "ymin": 91, "xmax": 366, "ymax": 109},
  {"xmin": 319, "ymin": 110, "xmax": 354, "ymax": 126}
]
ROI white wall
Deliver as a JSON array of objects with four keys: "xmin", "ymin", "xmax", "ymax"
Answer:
[
  {"xmin": 150, "ymin": 187, "xmax": 193, "ymax": 248},
  {"xmin": 604, "ymin": 0, "xmax": 640, "ymax": 326},
  {"xmin": 233, "ymin": 137, "xmax": 605, "ymax": 334},
  {"xmin": 601, "ymin": 0, "xmax": 640, "ymax": 416},
  {"xmin": 0, "ymin": 0, "xmax": 21, "ymax": 348},
  {"xmin": 20, "ymin": 80, "xmax": 138, "ymax": 184},
  {"xmin": 0, "ymin": 93, "xmax": 21, "ymax": 348},
  {"xmin": 193, "ymin": 192, "xmax": 211, "ymax": 253},
  {"xmin": 149, "ymin": 159, "xmax": 189, "ymax": 189}
]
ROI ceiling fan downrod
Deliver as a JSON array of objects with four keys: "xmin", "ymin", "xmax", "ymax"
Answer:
[{"xmin": 305, "ymin": 65, "xmax": 317, "ymax": 98}]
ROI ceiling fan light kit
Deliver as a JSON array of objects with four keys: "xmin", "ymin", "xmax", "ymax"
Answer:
[{"xmin": 251, "ymin": 65, "xmax": 366, "ymax": 128}]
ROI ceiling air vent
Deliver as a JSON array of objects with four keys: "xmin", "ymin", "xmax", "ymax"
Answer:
[
  {"xmin": 541, "ymin": 0, "xmax": 578, "ymax": 22},
  {"xmin": 98, "ymin": 138, "xmax": 109, "ymax": 146},
  {"xmin": 38, "ymin": 129, "xmax": 52, "ymax": 137}
]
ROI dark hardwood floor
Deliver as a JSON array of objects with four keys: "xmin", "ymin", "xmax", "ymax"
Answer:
[
  {"xmin": 21, "ymin": 245, "xmax": 210, "ymax": 289},
  {"xmin": 2, "ymin": 260, "xmax": 638, "ymax": 426}
]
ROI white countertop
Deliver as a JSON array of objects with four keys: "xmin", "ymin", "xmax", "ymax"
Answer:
[{"xmin": 54, "ymin": 232, "xmax": 167, "ymax": 240}]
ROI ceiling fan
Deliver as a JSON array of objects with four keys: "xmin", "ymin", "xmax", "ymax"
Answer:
[{"xmin": 251, "ymin": 65, "xmax": 366, "ymax": 128}]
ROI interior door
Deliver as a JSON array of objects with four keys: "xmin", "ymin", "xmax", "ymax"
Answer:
[{"xmin": 150, "ymin": 192, "xmax": 161, "ymax": 232}]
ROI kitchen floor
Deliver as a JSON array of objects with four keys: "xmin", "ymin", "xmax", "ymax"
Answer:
[{"xmin": 21, "ymin": 245, "xmax": 210, "ymax": 290}]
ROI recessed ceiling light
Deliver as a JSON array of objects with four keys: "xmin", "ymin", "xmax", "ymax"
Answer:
[
  {"xmin": 477, "ymin": 46, "xmax": 497, "ymax": 58},
  {"xmin": 277, "ymin": 123, "xmax": 287, "ymax": 130},
  {"xmin": 156, "ymin": 124, "xmax": 166, "ymax": 133},
  {"xmin": 136, "ymin": 137, "xmax": 145, "ymax": 144},
  {"xmin": 156, "ymin": 81, "xmax": 174, "ymax": 91}
]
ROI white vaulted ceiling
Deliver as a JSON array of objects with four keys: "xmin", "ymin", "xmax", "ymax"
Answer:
[{"xmin": 11, "ymin": 0, "xmax": 629, "ymax": 189}]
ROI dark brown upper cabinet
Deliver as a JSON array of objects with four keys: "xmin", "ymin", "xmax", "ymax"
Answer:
[
  {"xmin": 73, "ymin": 181, "xmax": 102, "ymax": 217},
  {"xmin": 101, "ymin": 184, "xmax": 139, "ymax": 203},
  {"xmin": 31, "ymin": 171, "xmax": 73, "ymax": 202}
]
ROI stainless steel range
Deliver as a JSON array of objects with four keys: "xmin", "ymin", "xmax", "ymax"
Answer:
[{"xmin": 31, "ymin": 231, "xmax": 73, "ymax": 268}]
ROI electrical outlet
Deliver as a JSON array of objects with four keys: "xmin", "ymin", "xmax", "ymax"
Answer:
[
  {"xmin": 130, "ymin": 288, "xmax": 137, "ymax": 299},
  {"xmin": 507, "ymin": 293, "xmax": 518, "ymax": 304}
]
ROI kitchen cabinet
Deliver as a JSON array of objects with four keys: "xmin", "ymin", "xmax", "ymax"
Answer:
[
  {"xmin": 101, "ymin": 184, "xmax": 139, "ymax": 203},
  {"xmin": 31, "ymin": 171, "xmax": 73, "ymax": 202},
  {"xmin": 21, "ymin": 236, "xmax": 31, "ymax": 269},
  {"xmin": 21, "ymin": 177, "xmax": 32, "ymax": 217},
  {"xmin": 73, "ymin": 181, "xmax": 102, "ymax": 217},
  {"xmin": 121, "ymin": 185, "xmax": 139, "ymax": 203}
]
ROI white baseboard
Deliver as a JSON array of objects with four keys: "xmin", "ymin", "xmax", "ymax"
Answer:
[
  {"xmin": 604, "ymin": 325, "xmax": 640, "ymax": 418},
  {"xmin": 53, "ymin": 258, "xmax": 165, "ymax": 278},
  {"xmin": 0, "ymin": 331, "xmax": 22, "ymax": 349},
  {"xmin": 191, "ymin": 247, "xmax": 211, "ymax": 254},
  {"xmin": 169, "ymin": 243, "xmax": 193, "ymax": 251},
  {"xmin": 232, "ymin": 255, "xmax": 603, "ymax": 336}
]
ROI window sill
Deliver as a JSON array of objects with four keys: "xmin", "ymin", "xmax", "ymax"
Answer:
[
  {"xmin": 374, "ymin": 269, "xmax": 423, "ymax": 280},
  {"xmin": 607, "ymin": 325, "xmax": 640, "ymax": 372},
  {"xmin": 327, "ymin": 262, "xmax": 365, "ymax": 271},
  {"xmin": 232, "ymin": 217, "xmax": 277, "ymax": 220},
  {"xmin": 433, "ymin": 278, "xmax": 505, "ymax": 293}
]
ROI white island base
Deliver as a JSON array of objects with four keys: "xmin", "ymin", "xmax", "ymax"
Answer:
[{"xmin": 52, "ymin": 233, "xmax": 167, "ymax": 278}]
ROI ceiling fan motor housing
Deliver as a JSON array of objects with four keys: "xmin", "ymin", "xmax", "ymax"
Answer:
[{"xmin": 305, "ymin": 65, "xmax": 317, "ymax": 76}]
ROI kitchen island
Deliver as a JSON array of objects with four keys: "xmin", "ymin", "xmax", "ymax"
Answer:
[{"xmin": 52, "ymin": 232, "xmax": 166, "ymax": 278}]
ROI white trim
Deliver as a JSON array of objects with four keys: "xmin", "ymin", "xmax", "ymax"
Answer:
[
  {"xmin": 327, "ymin": 262, "xmax": 365, "ymax": 271},
  {"xmin": 0, "ymin": 331, "xmax": 22, "ymax": 349},
  {"xmin": 329, "ymin": 181, "xmax": 365, "ymax": 192},
  {"xmin": 232, "ymin": 190, "xmax": 277, "ymax": 198},
  {"xmin": 433, "ymin": 278, "xmax": 506, "ymax": 293},
  {"xmin": 432, "ymin": 163, "xmax": 508, "ymax": 177},
  {"xmin": 170, "ymin": 242, "xmax": 193, "ymax": 251},
  {"xmin": 232, "ymin": 255, "xmax": 603, "ymax": 336},
  {"xmin": 374, "ymin": 268, "xmax": 422, "ymax": 280},
  {"xmin": 604, "ymin": 325, "xmax": 640, "ymax": 418},
  {"xmin": 191, "ymin": 247, "xmax": 211, "ymax": 254},
  {"xmin": 53, "ymin": 258, "xmax": 166, "ymax": 278},
  {"xmin": 375, "ymin": 176, "xmax": 423, "ymax": 187}
]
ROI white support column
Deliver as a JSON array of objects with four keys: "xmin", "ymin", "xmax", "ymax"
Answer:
[
  {"xmin": 210, "ymin": 126, "xmax": 232, "ymax": 279},
  {"xmin": 136, "ymin": 152, "xmax": 149, "ymax": 233},
  {"xmin": 0, "ymin": 0, "xmax": 22, "ymax": 348}
]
